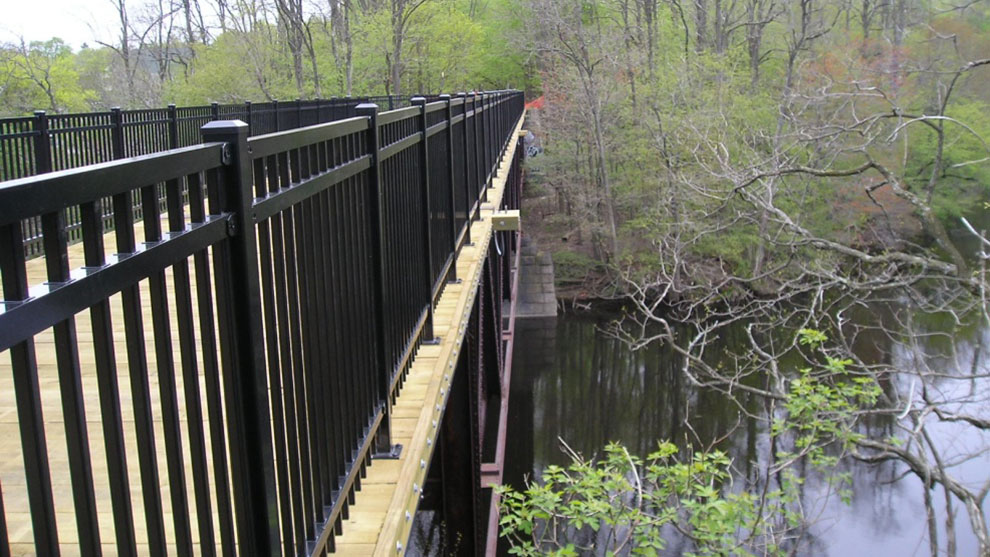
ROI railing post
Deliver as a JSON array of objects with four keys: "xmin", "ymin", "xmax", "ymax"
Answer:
[
  {"xmin": 166, "ymin": 104, "xmax": 179, "ymax": 149},
  {"xmin": 296, "ymin": 98, "xmax": 303, "ymax": 129},
  {"xmin": 200, "ymin": 119, "xmax": 279, "ymax": 556},
  {"xmin": 485, "ymin": 93, "xmax": 498, "ymax": 180},
  {"xmin": 110, "ymin": 107, "xmax": 125, "ymax": 160},
  {"xmin": 273, "ymin": 100, "xmax": 280, "ymax": 132},
  {"xmin": 492, "ymin": 94, "xmax": 500, "ymax": 176},
  {"xmin": 210, "ymin": 101, "xmax": 220, "ymax": 121},
  {"xmin": 482, "ymin": 93, "xmax": 490, "ymax": 184},
  {"xmin": 458, "ymin": 93, "xmax": 472, "ymax": 243},
  {"xmin": 493, "ymin": 93, "xmax": 499, "ymax": 174},
  {"xmin": 342, "ymin": 96, "xmax": 352, "ymax": 119},
  {"xmin": 31, "ymin": 111, "xmax": 52, "ymax": 174},
  {"xmin": 490, "ymin": 95, "xmax": 498, "ymax": 179},
  {"xmin": 245, "ymin": 101, "xmax": 253, "ymax": 136},
  {"xmin": 356, "ymin": 103, "xmax": 400, "ymax": 458},
  {"xmin": 441, "ymin": 94, "xmax": 458, "ymax": 282},
  {"xmin": 412, "ymin": 97, "xmax": 436, "ymax": 341},
  {"xmin": 483, "ymin": 93, "xmax": 492, "ymax": 187},
  {"xmin": 472, "ymin": 92, "xmax": 483, "ymax": 214}
]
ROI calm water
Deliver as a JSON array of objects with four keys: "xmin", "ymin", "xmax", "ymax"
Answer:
[{"xmin": 502, "ymin": 311, "xmax": 989, "ymax": 556}]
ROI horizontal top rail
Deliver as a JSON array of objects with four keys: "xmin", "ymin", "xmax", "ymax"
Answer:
[
  {"xmin": 0, "ymin": 143, "xmax": 224, "ymax": 227},
  {"xmin": 376, "ymin": 106, "xmax": 419, "ymax": 126},
  {"xmin": 0, "ymin": 94, "xmax": 418, "ymax": 183},
  {"xmin": 425, "ymin": 101, "xmax": 447, "ymax": 114},
  {"xmin": 249, "ymin": 116, "xmax": 369, "ymax": 159}
]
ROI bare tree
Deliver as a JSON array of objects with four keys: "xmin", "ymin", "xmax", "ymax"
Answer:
[
  {"xmin": 387, "ymin": 0, "xmax": 431, "ymax": 96},
  {"xmin": 101, "ymin": 0, "xmax": 138, "ymax": 105},
  {"xmin": 603, "ymin": 44, "xmax": 990, "ymax": 555},
  {"xmin": 743, "ymin": 0, "xmax": 780, "ymax": 87},
  {"xmin": 274, "ymin": 0, "xmax": 322, "ymax": 97},
  {"xmin": 328, "ymin": 0, "xmax": 355, "ymax": 95},
  {"xmin": 530, "ymin": 0, "xmax": 621, "ymax": 260},
  {"xmin": 225, "ymin": 1, "xmax": 289, "ymax": 100}
]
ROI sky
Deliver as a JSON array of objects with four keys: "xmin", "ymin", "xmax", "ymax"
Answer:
[{"xmin": 1, "ymin": 0, "xmax": 132, "ymax": 50}]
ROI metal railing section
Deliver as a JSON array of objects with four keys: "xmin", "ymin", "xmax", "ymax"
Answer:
[
  {"xmin": 0, "ymin": 90, "xmax": 524, "ymax": 556},
  {"xmin": 0, "ymin": 97, "xmax": 421, "ymax": 258}
]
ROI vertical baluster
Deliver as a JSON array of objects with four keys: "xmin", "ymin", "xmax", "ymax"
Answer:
[
  {"xmin": 165, "ymin": 169, "xmax": 217, "ymax": 555},
  {"xmin": 32, "ymin": 111, "xmax": 52, "ymax": 174},
  {"xmin": 0, "ymin": 223, "xmax": 59, "ymax": 556},
  {"xmin": 412, "ymin": 97, "xmax": 436, "ymax": 339},
  {"xmin": 264, "ymin": 152, "xmax": 309, "ymax": 554},
  {"xmin": 139, "ymin": 176, "xmax": 195, "ymax": 555},
  {"xmin": 41, "ymin": 209, "xmax": 103, "ymax": 556},
  {"xmin": 253, "ymin": 155, "xmax": 294, "ymax": 556},
  {"xmin": 79, "ymin": 200, "xmax": 138, "ymax": 556},
  {"xmin": 442, "ymin": 94, "xmax": 458, "ymax": 281},
  {"xmin": 189, "ymin": 169, "xmax": 237, "ymax": 556}
]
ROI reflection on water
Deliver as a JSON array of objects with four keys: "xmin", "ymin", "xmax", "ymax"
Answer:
[{"xmin": 503, "ymin": 311, "xmax": 989, "ymax": 556}]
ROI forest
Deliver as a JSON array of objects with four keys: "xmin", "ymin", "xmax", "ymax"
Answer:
[
  {"xmin": 506, "ymin": 0, "xmax": 990, "ymax": 553},
  {"xmin": 3, "ymin": 0, "xmax": 990, "ymax": 554},
  {"xmin": 0, "ymin": 0, "xmax": 534, "ymax": 113}
]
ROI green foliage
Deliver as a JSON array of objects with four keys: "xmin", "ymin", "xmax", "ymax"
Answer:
[
  {"xmin": 774, "ymin": 329, "xmax": 882, "ymax": 475},
  {"xmin": 2, "ymin": 0, "xmax": 533, "ymax": 112},
  {"xmin": 498, "ymin": 329, "xmax": 884, "ymax": 555},
  {"xmin": 526, "ymin": 0, "xmax": 990, "ymax": 291},
  {"xmin": 164, "ymin": 32, "xmax": 297, "ymax": 104},
  {"xmin": 553, "ymin": 250, "xmax": 601, "ymax": 286},
  {"xmin": 0, "ymin": 39, "xmax": 95, "ymax": 115},
  {"xmin": 903, "ymin": 97, "xmax": 990, "ymax": 219},
  {"xmin": 497, "ymin": 442, "xmax": 802, "ymax": 556}
]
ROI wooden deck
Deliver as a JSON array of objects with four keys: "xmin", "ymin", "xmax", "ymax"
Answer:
[{"xmin": 333, "ymin": 117, "xmax": 525, "ymax": 556}]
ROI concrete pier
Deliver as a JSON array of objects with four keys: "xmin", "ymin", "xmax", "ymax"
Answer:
[{"xmin": 516, "ymin": 238, "xmax": 557, "ymax": 318}]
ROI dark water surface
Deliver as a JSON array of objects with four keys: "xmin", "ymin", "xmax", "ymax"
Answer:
[{"xmin": 502, "ymin": 312, "xmax": 989, "ymax": 556}]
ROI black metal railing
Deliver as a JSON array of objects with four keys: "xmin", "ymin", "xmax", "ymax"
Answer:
[
  {"xmin": 1, "ymin": 96, "xmax": 421, "ymax": 257},
  {"xmin": 0, "ymin": 97, "xmax": 412, "ymax": 181},
  {"xmin": 0, "ymin": 89, "xmax": 524, "ymax": 556}
]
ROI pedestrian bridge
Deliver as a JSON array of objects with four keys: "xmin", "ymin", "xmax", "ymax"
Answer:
[{"xmin": 0, "ymin": 91, "xmax": 526, "ymax": 556}]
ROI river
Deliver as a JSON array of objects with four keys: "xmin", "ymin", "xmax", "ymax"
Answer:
[{"xmin": 501, "ymin": 309, "xmax": 989, "ymax": 556}]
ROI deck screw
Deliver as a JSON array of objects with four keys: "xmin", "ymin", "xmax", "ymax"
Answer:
[
  {"xmin": 226, "ymin": 215, "xmax": 238, "ymax": 236},
  {"xmin": 397, "ymin": 541, "xmax": 403, "ymax": 553}
]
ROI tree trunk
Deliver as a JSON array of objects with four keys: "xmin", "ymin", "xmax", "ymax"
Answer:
[
  {"xmin": 694, "ymin": 0, "xmax": 708, "ymax": 51},
  {"xmin": 391, "ymin": 0, "xmax": 405, "ymax": 96}
]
